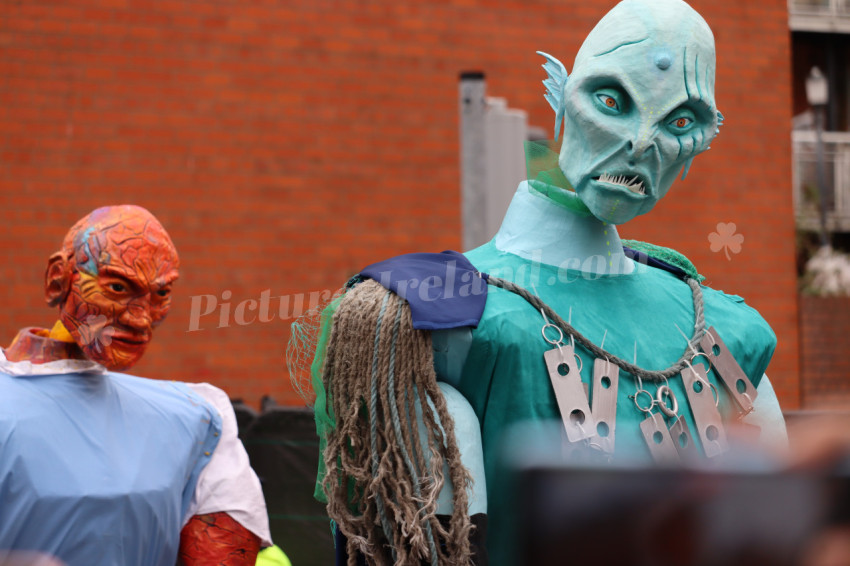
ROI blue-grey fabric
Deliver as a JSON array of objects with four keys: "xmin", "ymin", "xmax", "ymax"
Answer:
[
  {"xmin": 0, "ymin": 371, "xmax": 221, "ymax": 566},
  {"xmin": 358, "ymin": 250, "xmax": 488, "ymax": 330}
]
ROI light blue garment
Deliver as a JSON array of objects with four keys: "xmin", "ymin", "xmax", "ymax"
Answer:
[
  {"xmin": 495, "ymin": 181, "xmax": 634, "ymax": 275},
  {"xmin": 425, "ymin": 383, "xmax": 487, "ymax": 516},
  {"xmin": 0, "ymin": 371, "xmax": 222, "ymax": 566}
]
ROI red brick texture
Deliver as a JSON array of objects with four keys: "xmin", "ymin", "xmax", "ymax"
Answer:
[
  {"xmin": 799, "ymin": 296, "xmax": 850, "ymax": 409},
  {"xmin": 0, "ymin": 0, "xmax": 800, "ymax": 409}
]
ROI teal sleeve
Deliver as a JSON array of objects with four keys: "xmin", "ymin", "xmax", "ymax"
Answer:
[{"xmin": 432, "ymin": 327, "xmax": 473, "ymax": 388}]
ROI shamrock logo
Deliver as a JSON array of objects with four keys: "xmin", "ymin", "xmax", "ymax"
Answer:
[
  {"xmin": 78, "ymin": 314, "xmax": 116, "ymax": 352},
  {"xmin": 708, "ymin": 222, "xmax": 744, "ymax": 261}
]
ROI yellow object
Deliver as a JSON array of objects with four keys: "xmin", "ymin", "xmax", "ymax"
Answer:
[
  {"xmin": 47, "ymin": 320, "xmax": 75, "ymax": 343},
  {"xmin": 256, "ymin": 545, "xmax": 292, "ymax": 566}
]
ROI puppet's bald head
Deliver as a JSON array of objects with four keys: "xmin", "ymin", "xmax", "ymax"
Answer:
[
  {"xmin": 46, "ymin": 205, "xmax": 179, "ymax": 370},
  {"xmin": 546, "ymin": 0, "xmax": 721, "ymax": 224}
]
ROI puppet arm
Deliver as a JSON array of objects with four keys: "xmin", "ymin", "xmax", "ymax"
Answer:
[
  {"xmin": 428, "ymin": 382, "xmax": 489, "ymax": 565},
  {"xmin": 179, "ymin": 512, "xmax": 260, "ymax": 565},
  {"xmin": 741, "ymin": 374, "xmax": 790, "ymax": 454},
  {"xmin": 430, "ymin": 330, "xmax": 489, "ymax": 564},
  {"xmin": 182, "ymin": 383, "xmax": 273, "ymax": 561}
]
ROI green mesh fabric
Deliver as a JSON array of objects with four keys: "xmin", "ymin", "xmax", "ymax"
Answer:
[
  {"xmin": 524, "ymin": 139, "xmax": 593, "ymax": 216},
  {"xmin": 621, "ymin": 239, "xmax": 705, "ymax": 282},
  {"xmin": 311, "ymin": 295, "xmax": 343, "ymax": 503}
]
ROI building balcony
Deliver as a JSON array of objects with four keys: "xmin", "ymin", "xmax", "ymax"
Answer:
[
  {"xmin": 790, "ymin": 0, "xmax": 850, "ymax": 32},
  {"xmin": 793, "ymin": 129, "xmax": 850, "ymax": 232}
]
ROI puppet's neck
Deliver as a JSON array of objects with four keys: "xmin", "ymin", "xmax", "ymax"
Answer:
[
  {"xmin": 4, "ymin": 321, "xmax": 86, "ymax": 365},
  {"xmin": 493, "ymin": 181, "xmax": 634, "ymax": 274}
]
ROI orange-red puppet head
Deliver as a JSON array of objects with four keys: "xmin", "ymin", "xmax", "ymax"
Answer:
[{"xmin": 45, "ymin": 205, "xmax": 180, "ymax": 371}]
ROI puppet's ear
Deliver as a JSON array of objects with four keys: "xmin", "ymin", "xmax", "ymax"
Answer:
[
  {"xmin": 537, "ymin": 51, "xmax": 568, "ymax": 141},
  {"xmin": 45, "ymin": 251, "xmax": 72, "ymax": 307}
]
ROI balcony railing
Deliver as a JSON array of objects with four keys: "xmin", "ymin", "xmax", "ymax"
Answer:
[
  {"xmin": 789, "ymin": 0, "xmax": 850, "ymax": 31},
  {"xmin": 793, "ymin": 129, "xmax": 850, "ymax": 232}
]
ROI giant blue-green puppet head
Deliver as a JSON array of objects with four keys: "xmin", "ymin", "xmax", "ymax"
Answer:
[{"xmin": 539, "ymin": 0, "xmax": 722, "ymax": 225}]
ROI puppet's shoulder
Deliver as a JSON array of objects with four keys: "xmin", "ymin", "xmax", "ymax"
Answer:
[
  {"xmin": 352, "ymin": 250, "xmax": 488, "ymax": 330},
  {"xmin": 622, "ymin": 239, "xmax": 705, "ymax": 282}
]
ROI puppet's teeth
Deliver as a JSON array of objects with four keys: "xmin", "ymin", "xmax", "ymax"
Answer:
[{"xmin": 599, "ymin": 173, "xmax": 646, "ymax": 195}]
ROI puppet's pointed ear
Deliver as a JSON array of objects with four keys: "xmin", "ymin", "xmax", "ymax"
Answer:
[
  {"xmin": 537, "ymin": 51, "xmax": 568, "ymax": 141},
  {"xmin": 45, "ymin": 251, "xmax": 71, "ymax": 307},
  {"xmin": 712, "ymin": 109, "xmax": 725, "ymax": 139}
]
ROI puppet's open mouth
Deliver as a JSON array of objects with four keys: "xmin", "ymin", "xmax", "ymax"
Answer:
[{"xmin": 593, "ymin": 173, "xmax": 648, "ymax": 196}]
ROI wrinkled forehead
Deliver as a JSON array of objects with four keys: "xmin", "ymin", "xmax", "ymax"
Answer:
[
  {"xmin": 572, "ymin": 0, "xmax": 716, "ymax": 111},
  {"xmin": 68, "ymin": 206, "xmax": 180, "ymax": 282}
]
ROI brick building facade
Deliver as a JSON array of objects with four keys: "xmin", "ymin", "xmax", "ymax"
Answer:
[
  {"xmin": 0, "ymin": 0, "xmax": 800, "ymax": 408},
  {"xmin": 799, "ymin": 296, "xmax": 850, "ymax": 408}
]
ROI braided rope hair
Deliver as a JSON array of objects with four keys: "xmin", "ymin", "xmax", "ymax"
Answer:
[{"xmin": 320, "ymin": 279, "xmax": 474, "ymax": 566}]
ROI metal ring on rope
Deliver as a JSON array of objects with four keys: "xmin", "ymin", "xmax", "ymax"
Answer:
[
  {"xmin": 542, "ymin": 323, "xmax": 564, "ymax": 346},
  {"xmin": 690, "ymin": 351, "xmax": 713, "ymax": 373},
  {"xmin": 656, "ymin": 385, "xmax": 678, "ymax": 418},
  {"xmin": 632, "ymin": 389, "xmax": 655, "ymax": 413}
]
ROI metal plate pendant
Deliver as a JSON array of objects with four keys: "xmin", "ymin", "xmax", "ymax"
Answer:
[
  {"xmin": 639, "ymin": 412, "xmax": 679, "ymax": 464},
  {"xmin": 590, "ymin": 359, "xmax": 618, "ymax": 454},
  {"xmin": 699, "ymin": 327, "xmax": 757, "ymax": 414},
  {"xmin": 681, "ymin": 364, "xmax": 729, "ymax": 458},
  {"xmin": 544, "ymin": 346, "xmax": 595, "ymax": 442},
  {"xmin": 669, "ymin": 416, "xmax": 699, "ymax": 462}
]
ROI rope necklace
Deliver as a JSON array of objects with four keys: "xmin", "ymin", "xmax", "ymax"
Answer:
[{"xmin": 486, "ymin": 275, "xmax": 706, "ymax": 383}]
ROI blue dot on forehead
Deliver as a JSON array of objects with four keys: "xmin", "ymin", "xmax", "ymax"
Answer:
[{"xmin": 655, "ymin": 52, "xmax": 673, "ymax": 70}]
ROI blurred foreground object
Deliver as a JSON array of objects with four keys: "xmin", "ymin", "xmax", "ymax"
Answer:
[
  {"xmin": 0, "ymin": 551, "xmax": 65, "ymax": 566},
  {"xmin": 787, "ymin": 413, "xmax": 850, "ymax": 566},
  {"xmin": 499, "ymin": 420, "xmax": 850, "ymax": 566},
  {"xmin": 256, "ymin": 545, "xmax": 293, "ymax": 566}
]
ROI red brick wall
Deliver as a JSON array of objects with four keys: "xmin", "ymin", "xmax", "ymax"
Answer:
[
  {"xmin": 800, "ymin": 296, "xmax": 850, "ymax": 408},
  {"xmin": 0, "ymin": 0, "xmax": 799, "ymax": 409}
]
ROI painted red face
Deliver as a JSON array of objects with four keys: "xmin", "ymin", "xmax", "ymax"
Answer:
[{"xmin": 58, "ymin": 206, "xmax": 179, "ymax": 371}]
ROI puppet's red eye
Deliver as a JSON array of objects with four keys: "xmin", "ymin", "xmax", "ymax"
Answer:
[
  {"xmin": 668, "ymin": 111, "xmax": 695, "ymax": 133},
  {"xmin": 595, "ymin": 89, "xmax": 624, "ymax": 114}
]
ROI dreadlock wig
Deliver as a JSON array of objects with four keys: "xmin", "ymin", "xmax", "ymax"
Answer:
[{"xmin": 320, "ymin": 279, "xmax": 474, "ymax": 565}]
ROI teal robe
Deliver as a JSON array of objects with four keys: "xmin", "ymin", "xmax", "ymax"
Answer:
[{"xmin": 441, "ymin": 239, "xmax": 776, "ymax": 554}]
